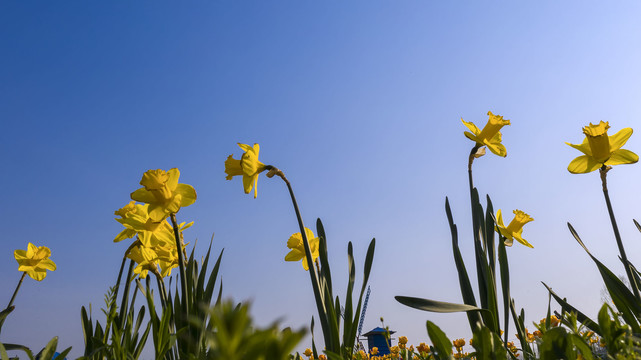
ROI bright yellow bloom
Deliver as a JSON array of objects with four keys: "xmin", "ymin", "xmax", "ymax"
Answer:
[
  {"xmin": 225, "ymin": 143, "xmax": 266, "ymax": 198},
  {"xmin": 371, "ymin": 347, "xmax": 379, "ymax": 355},
  {"xmin": 398, "ymin": 336, "xmax": 408, "ymax": 344},
  {"xmin": 566, "ymin": 121, "xmax": 638, "ymax": 174},
  {"xmin": 126, "ymin": 242, "xmax": 159, "ymax": 279},
  {"xmin": 462, "ymin": 111, "xmax": 510, "ymax": 157},
  {"xmin": 318, "ymin": 356, "xmax": 327, "ymax": 360},
  {"xmin": 285, "ymin": 227, "xmax": 320, "ymax": 271},
  {"xmin": 14, "ymin": 243, "xmax": 57, "ymax": 281},
  {"xmin": 130, "ymin": 168, "xmax": 196, "ymax": 221},
  {"xmin": 452, "ymin": 338, "xmax": 466, "ymax": 352},
  {"xmin": 303, "ymin": 348, "xmax": 313, "ymax": 357},
  {"xmin": 114, "ymin": 202, "xmax": 193, "ymax": 247},
  {"xmin": 495, "ymin": 209, "xmax": 534, "ymax": 248}
]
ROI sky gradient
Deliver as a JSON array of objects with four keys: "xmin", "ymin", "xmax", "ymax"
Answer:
[{"xmin": 3, "ymin": 1, "xmax": 641, "ymax": 358}]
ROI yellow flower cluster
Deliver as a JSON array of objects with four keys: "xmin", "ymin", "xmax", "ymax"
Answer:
[
  {"xmin": 284, "ymin": 227, "xmax": 320, "ymax": 271},
  {"xmin": 115, "ymin": 168, "xmax": 196, "ymax": 279}
]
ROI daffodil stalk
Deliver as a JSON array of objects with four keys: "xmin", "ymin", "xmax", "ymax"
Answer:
[
  {"xmin": 599, "ymin": 166, "xmax": 640, "ymax": 300},
  {"xmin": 264, "ymin": 165, "xmax": 331, "ymax": 342},
  {"xmin": 0, "ymin": 272, "xmax": 26, "ymax": 332},
  {"xmin": 170, "ymin": 213, "xmax": 189, "ymax": 312}
]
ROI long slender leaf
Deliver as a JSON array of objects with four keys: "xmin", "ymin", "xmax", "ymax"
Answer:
[
  {"xmin": 395, "ymin": 296, "xmax": 485, "ymax": 313},
  {"xmin": 427, "ymin": 321, "xmax": 453, "ymax": 359},
  {"xmin": 445, "ymin": 197, "xmax": 483, "ymax": 329},
  {"xmin": 542, "ymin": 282, "xmax": 601, "ymax": 334}
]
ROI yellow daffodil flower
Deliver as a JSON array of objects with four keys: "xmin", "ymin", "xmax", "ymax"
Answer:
[
  {"xmin": 303, "ymin": 349, "xmax": 313, "ymax": 357},
  {"xmin": 130, "ymin": 168, "xmax": 197, "ymax": 221},
  {"xmin": 225, "ymin": 143, "xmax": 266, "ymax": 198},
  {"xmin": 14, "ymin": 243, "xmax": 57, "ymax": 281},
  {"xmin": 461, "ymin": 111, "xmax": 510, "ymax": 157},
  {"xmin": 566, "ymin": 121, "xmax": 638, "ymax": 173},
  {"xmin": 285, "ymin": 227, "xmax": 320, "ymax": 271},
  {"xmin": 114, "ymin": 202, "xmax": 193, "ymax": 248},
  {"xmin": 126, "ymin": 242, "xmax": 159, "ymax": 279},
  {"xmin": 495, "ymin": 209, "xmax": 534, "ymax": 248}
]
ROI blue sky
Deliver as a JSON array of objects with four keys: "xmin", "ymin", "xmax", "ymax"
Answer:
[{"xmin": 3, "ymin": 1, "xmax": 641, "ymax": 357}]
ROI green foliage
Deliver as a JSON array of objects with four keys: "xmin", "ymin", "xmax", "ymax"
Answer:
[
  {"xmin": 192, "ymin": 300, "xmax": 305, "ymax": 360},
  {"xmin": 470, "ymin": 326, "xmax": 507, "ymax": 360},
  {"xmin": 426, "ymin": 321, "xmax": 453, "ymax": 360}
]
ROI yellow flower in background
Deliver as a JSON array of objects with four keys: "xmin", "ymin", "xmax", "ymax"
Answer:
[
  {"xmin": 14, "ymin": 243, "xmax": 57, "ymax": 281},
  {"xmin": 303, "ymin": 348, "xmax": 313, "ymax": 357},
  {"xmin": 398, "ymin": 336, "xmax": 408, "ymax": 345},
  {"xmin": 566, "ymin": 121, "xmax": 638, "ymax": 174},
  {"xmin": 496, "ymin": 209, "xmax": 534, "ymax": 248},
  {"xmin": 285, "ymin": 227, "xmax": 320, "ymax": 271},
  {"xmin": 371, "ymin": 347, "xmax": 379, "ymax": 355},
  {"xmin": 461, "ymin": 111, "xmax": 510, "ymax": 157},
  {"xmin": 225, "ymin": 143, "xmax": 266, "ymax": 198},
  {"xmin": 130, "ymin": 168, "xmax": 197, "ymax": 221}
]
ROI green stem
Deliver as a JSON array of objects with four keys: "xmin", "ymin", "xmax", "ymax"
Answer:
[
  {"xmin": 267, "ymin": 165, "xmax": 333, "ymax": 350},
  {"xmin": 118, "ymin": 260, "xmax": 135, "ymax": 330},
  {"xmin": 0, "ymin": 272, "xmax": 27, "ymax": 332},
  {"xmin": 170, "ymin": 213, "xmax": 189, "ymax": 314},
  {"xmin": 6, "ymin": 272, "xmax": 26, "ymax": 311},
  {"xmin": 600, "ymin": 166, "xmax": 641, "ymax": 300}
]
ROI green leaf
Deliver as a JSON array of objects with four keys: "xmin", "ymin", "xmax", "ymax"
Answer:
[
  {"xmin": 426, "ymin": 321, "xmax": 453, "ymax": 359},
  {"xmin": 395, "ymin": 296, "xmax": 484, "ymax": 313},
  {"xmin": 445, "ymin": 197, "xmax": 483, "ymax": 330},
  {"xmin": 542, "ymin": 282, "xmax": 601, "ymax": 334}
]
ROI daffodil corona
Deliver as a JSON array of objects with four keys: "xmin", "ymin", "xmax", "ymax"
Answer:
[
  {"xmin": 495, "ymin": 209, "xmax": 534, "ymax": 248},
  {"xmin": 14, "ymin": 243, "xmax": 57, "ymax": 281},
  {"xmin": 225, "ymin": 143, "xmax": 266, "ymax": 198},
  {"xmin": 285, "ymin": 227, "xmax": 320, "ymax": 271},
  {"xmin": 566, "ymin": 121, "xmax": 638, "ymax": 174},
  {"xmin": 462, "ymin": 111, "xmax": 510, "ymax": 157}
]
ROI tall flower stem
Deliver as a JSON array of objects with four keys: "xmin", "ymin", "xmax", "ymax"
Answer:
[
  {"xmin": 170, "ymin": 213, "xmax": 189, "ymax": 313},
  {"xmin": 600, "ymin": 166, "xmax": 641, "ymax": 300},
  {"xmin": 0, "ymin": 272, "xmax": 27, "ymax": 332},
  {"xmin": 266, "ymin": 165, "xmax": 333, "ymax": 349}
]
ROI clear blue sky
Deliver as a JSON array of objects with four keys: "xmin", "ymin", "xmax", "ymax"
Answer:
[{"xmin": 3, "ymin": 1, "xmax": 641, "ymax": 358}]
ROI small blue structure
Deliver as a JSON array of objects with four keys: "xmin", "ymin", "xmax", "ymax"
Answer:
[{"xmin": 361, "ymin": 327, "xmax": 395, "ymax": 355}]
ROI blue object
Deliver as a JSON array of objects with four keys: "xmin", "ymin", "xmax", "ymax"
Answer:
[{"xmin": 361, "ymin": 326, "xmax": 396, "ymax": 355}]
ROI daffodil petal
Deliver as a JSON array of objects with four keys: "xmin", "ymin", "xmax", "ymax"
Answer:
[
  {"xmin": 166, "ymin": 168, "xmax": 180, "ymax": 191},
  {"xmin": 606, "ymin": 149, "xmax": 639, "ymax": 166},
  {"xmin": 567, "ymin": 155, "xmax": 602, "ymax": 174},
  {"xmin": 39, "ymin": 259, "xmax": 57, "ymax": 271},
  {"xmin": 514, "ymin": 234, "xmax": 534, "ymax": 248},
  {"xmin": 242, "ymin": 174, "xmax": 255, "ymax": 195},
  {"xmin": 28, "ymin": 269, "xmax": 47, "ymax": 281},
  {"xmin": 464, "ymin": 132, "xmax": 481, "ymax": 144},
  {"xmin": 503, "ymin": 238, "xmax": 514, "ymax": 247},
  {"xmin": 565, "ymin": 139, "xmax": 592, "ymax": 157},
  {"xmin": 461, "ymin": 119, "xmax": 481, "ymax": 135},
  {"xmin": 285, "ymin": 249, "xmax": 304, "ymax": 261},
  {"xmin": 484, "ymin": 141, "xmax": 507, "ymax": 157},
  {"xmin": 496, "ymin": 209, "xmax": 505, "ymax": 228},
  {"xmin": 609, "ymin": 127, "xmax": 633, "ymax": 152},
  {"xmin": 131, "ymin": 188, "xmax": 157, "ymax": 204},
  {"xmin": 174, "ymin": 184, "xmax": 197, "ymax": 207}
]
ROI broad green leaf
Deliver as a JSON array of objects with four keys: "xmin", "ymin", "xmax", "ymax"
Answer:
[
  {"xmin": 427, "ymin": 321, "xmax": 453, "ymax": 359},
  {"xmin": 395, "ymin": 296, "xmax": 484, "ymax": 313}
]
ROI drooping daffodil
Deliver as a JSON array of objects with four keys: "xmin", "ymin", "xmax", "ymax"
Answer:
[
  {"xmin": 462, "ymin": 111, "xmax": 510, "ymax": 157},
  {"xmin": 14, "ymin": 243, "xmax": 57, "ymax": 281},
  {"xmin": 495, "ymin": 209, "xmax": 534, "ymax": 248},
  {"xmin": 126, "ymin": 241, "xmax": 159, "ymax": 279},
  {"xmin": 285, "ymin": 227, "xmax": 320, "ymax": 271},
  {"xmin": 566, "ymin": 121, "xmax": 638, "ymax": 174},
  {"xmin": 225, "ymin": 143, "xmax": 267, "ymax": 198},
  {"xmin": 130, "ymin": 168, "xmax": 197, "ymax": 222}
]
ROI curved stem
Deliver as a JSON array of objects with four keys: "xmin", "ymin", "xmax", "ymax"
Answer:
[
  {"xmin": 266, "ymin": 165, "xmax": 334, "ymax": 349},
  {"xmin": 600, "ymin": 166, "xmax": 641, "ymax": 300},
  {"xmin": 170, "ymin": 213, "xmax": 189, "ymax": 314}
]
